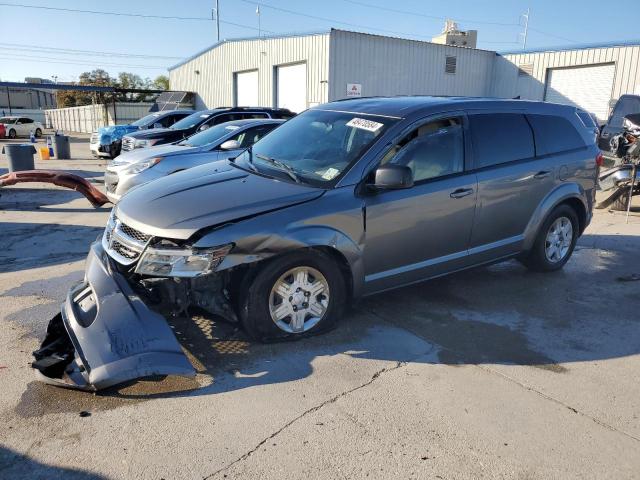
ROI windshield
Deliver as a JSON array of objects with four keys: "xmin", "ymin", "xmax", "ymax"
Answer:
[
  {"xmin": 235, "ymin": 109, "xmax": 397, "ymax": 185},
  {"xmin": 179, "ymin": 122, "xmax": 242, "ymax": 147},
  {"xmin": 170, "ymin": 111, "xmax": 212, "ymax": 130},
  {"xmin": 131, "ymin": 113, "xmax": 162, "ymax": 127},
  {"xmin": 0, "ymin": 117, "xmax": 16, "ymax": 124}
]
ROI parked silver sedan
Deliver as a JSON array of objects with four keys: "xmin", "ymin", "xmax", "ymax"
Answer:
[{"xmin": 104, "ymin": 118, "xmax": 284, "ymax": 202}]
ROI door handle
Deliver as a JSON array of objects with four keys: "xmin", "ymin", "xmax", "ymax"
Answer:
[
  {"xmin": 533, "ymin": 171, "xmax": 551, "ymax": 179},
  {"xmin": 450, "ymin": 188, "xmax": 474, "ymax": 199}
]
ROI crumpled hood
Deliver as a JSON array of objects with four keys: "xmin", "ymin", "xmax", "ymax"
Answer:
[
  {"xmin": 97, "ymin": 124, "xmax": 139, "ymax": 140},
  {"xmin": 107, "ymin": 143, "xmax": 200, "ymax": 171},
  {"xmin": 126, "ymin": 127, "xmax": 177, "ymax": 140},
  {"xmin": 116, "ymin": 161, "xmax": 325, "ymax": 240}
]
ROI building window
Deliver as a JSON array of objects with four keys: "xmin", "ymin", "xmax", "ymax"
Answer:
[{"xmin": 445, "ymin": 56, "xmax": 457, "ymax": 74}]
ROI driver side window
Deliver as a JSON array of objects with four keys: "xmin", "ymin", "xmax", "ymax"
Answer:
[{"xmin": 382, "ymin": 117, "xmax": 464, "ymax": 182}]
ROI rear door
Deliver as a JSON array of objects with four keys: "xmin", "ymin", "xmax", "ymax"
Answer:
[
  {"xmin": 363, "ymin": 113, "xmax": 478, "ymax": 292},
  {"xmin": 18, "ymin": 117, "xmax": 33, "ymax": 136},
  {"xmin": 467, "ymin": 112, "xmax": 555, "ymax": 262}
]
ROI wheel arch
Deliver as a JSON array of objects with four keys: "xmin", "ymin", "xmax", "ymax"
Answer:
[{"xmin": 522, "ymin": 183, "xmax": 589, "ymax": 252}]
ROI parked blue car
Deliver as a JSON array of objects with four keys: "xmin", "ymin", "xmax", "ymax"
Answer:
[{"xmin": 89, "ymin": 110, "xmax": 194, "ymax": 158}]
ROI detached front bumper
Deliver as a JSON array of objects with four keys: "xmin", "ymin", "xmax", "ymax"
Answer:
[{"xmin": 32, "ymin": 242, "xmax": 195, "ymax": 391}]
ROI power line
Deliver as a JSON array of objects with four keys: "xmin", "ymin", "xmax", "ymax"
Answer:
[
  {"xmin": 341, "ymin": 0, "xmax": 520, "ymax": 27},
  {"xmin": 527, "ymin": 27, "xmax": 578, "ymax": 44},
  {"xmin": 238, "ymin": 0, "xmax": 439, "ymax": 39},
  {"xmin": 0, "ymin": 43, "xmax": 183, "ymax": 60},
  {"xmin": 0, "ymin": 53, "xmax": 167, "ymax": 69},
  {"xmin": 0, "ymin": 2, "xmax": 270, "ymax": 32}
]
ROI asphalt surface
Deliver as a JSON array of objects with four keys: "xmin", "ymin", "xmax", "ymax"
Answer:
[{"xmin": 1, "ymin": 135, "xmax": 639, "ymax": 479}]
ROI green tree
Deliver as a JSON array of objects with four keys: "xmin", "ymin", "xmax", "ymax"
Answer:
[{"xmin": 153, "ymin": 75, "xmax": 170, "ymax": 90}]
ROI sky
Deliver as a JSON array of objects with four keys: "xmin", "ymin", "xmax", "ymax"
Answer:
[{"xmin": 0, "ymin": 0, "xmax": 637, "ymax": 83}]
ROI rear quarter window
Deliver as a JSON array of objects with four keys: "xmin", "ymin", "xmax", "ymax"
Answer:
[
  {"xmin": 527, "ymin": 114, "xmax": 586, "ymax": 155},
  {"xmin": 468, "ymin": 113, "xmax": 534, "ymax": 168}
]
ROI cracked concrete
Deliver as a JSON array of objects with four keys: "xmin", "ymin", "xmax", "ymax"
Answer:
[{"xmin": 1, "ymin": 139, "xmax": 640, "ymax": 479}]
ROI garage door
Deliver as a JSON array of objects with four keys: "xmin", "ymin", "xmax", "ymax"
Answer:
[
  {"xmin": 276, "ymin": 63, "xmax": 307, "ymax": 113},
  {"xmin": 235, "ymin": 70, "xmax": 258, "ymax": 107},
  {"xmin": 545, "ymin": 63, "xmax": 615, "ymax": 122}
]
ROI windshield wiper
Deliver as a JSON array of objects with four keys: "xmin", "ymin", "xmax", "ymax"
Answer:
[{"xmin": 255, "ymin": 154, "xmax": 302, "ymax": 183}]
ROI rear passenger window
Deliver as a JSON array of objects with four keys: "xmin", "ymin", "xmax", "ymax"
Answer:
[
  {"xmin": 527, "ymin": 114, "xmax": 586, "ymax": 155},
  {"xmin": 468, "ymin": 113, "xmax": 534, "ymax": 168}
]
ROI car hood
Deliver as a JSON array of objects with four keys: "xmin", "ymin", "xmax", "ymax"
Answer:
[
  {"xmin": 107, "ymin": 144, "xmax": 201, "ymax": 170},
  {"xmin": 97, "ymin": 124, "xmax": 138, "ymax": 140},
  {"xmin": 116, "ymin": 161, "xmax": 325, "ymax": 240},
  {"xmin": 125, "ymin": 127, "xmax": 181, "ymax": 140}
]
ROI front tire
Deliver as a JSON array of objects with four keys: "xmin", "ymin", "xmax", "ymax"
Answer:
[
  {"xmin": 240, "ymin": 250, "xmax": 346, "ymax": 342},
  {"xmin": 35, "ymin": 128, "xmax": 42, "ymax": 138},
  {"xmin": 522, "ymin": 204, "xmax": 579, "ymax": 272}
]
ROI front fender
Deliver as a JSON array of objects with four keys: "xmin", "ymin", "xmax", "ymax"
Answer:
[
  {"xmin": 195, "ymin": 221, "xmax": 365, "ymax": 297},
  {"xmin": 522, "ymin": 182, "xmax": 589, "ymax": 252}
]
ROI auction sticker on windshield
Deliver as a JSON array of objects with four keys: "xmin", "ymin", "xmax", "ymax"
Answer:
[{"xmin": 346, "ymin": 117, "xmax": 384, "ymax": 133}]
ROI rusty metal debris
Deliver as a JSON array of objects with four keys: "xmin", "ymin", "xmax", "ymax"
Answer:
[{"xmin": 0, "ymin": 170, "xmax": 110, "ymax": 208}]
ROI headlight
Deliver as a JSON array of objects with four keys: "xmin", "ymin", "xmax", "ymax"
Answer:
[
  {"xmin": 124, "ymin": 157, "xmax": 163, "ymax": 174},
  {"xmin": 134, "ymin": 139, "xmax": 159, "ymax": 148},
  {"xmin": 135, "ymin": 244, "xmax": 233, "ymax": 277}
]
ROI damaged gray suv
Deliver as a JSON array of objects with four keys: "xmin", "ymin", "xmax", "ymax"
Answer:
[{"xmin": 33, "ymin": 97, "xmax": 599, "ymax": 390}]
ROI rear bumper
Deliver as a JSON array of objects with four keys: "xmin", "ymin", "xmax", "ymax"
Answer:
[{"xmin": 32, "ymin": 242, "xmax": 195, "ymax": 391}]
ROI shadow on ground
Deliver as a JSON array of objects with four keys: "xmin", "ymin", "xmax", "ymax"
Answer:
[
  {"xmin": 12, "ymin": 235, "xmax": 640, "ymax": 415},
  {"xmin": 0, "ymin": 446, "xmax": 108, "ymax": 480}
]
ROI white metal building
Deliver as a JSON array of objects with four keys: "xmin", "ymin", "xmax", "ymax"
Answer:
[
  {"xmin": 168, "ymin": 29, "xmax": 496, "ymax": 112},
  {"xmin": 169, "ymin": 29, "xmax": 640, "ymax": 122}
]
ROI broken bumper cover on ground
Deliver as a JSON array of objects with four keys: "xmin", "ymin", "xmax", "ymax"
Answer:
[{"xmin": 32, "ymin": 242, "xmax": 195, "ymax": 391}]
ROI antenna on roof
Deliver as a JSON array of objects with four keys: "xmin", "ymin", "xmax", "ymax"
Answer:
[{"xmin": 519, "ymin": 8, "xmax": 530, "ymax": 51}]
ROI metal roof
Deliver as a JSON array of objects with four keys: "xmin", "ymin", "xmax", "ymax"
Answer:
[
  {"xmin": 499, "ymin": 39, "xmax": 640, "ymax": 55},
  {"xmin": 168, "ymin": 30, "xmax": 330, "ymax": 71}
]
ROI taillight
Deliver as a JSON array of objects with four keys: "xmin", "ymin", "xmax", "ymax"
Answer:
[{"xmin": 596, "ymin": 153, "xmax": 604, "ymax": 167}]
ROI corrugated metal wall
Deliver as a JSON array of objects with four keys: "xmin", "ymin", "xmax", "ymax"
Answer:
[
  {"xmin": 45, "ymin": 103, "xmax": 154, "ymax": 133},
  {"xmin": 169, "ymin": 33, "xmax": 330, "ymax": 110},
  {"xmin": 328, "ymin": 30, "xmax": 496, "ymax": 100},
  {"xmin": 490, "ymin": 45, "xmax": 640, "ymax": 103}
]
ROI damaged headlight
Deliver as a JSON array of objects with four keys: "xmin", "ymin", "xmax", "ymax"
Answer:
[
  {"xmin": 135, "ymin": 244, "xmax": 233, "ymax": 277},
  {"xmin": 134, "ymin": 139, "xmax": 159, "ymax": 149}
]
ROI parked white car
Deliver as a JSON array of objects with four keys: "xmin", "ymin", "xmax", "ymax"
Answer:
[{"xmin": 0, "ymin": 116, "xmax": 44, "ymax": 139}]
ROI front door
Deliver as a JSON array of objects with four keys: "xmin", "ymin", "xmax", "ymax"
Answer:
[{"xmin": 363, "ymin": 115, "xmax": 477, "ymax": 293}]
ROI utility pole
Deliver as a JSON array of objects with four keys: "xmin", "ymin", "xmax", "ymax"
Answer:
[
  {"xmin": 213, "ymin": 0, "xmax": 220, "ymax": 42},
  {"xmin": 520, "ymin": 8, "xmax": 530, "ymax": 51},
  {"xmin": 256, "ymin": 4, "xmax": 261, "ymax": 38}
]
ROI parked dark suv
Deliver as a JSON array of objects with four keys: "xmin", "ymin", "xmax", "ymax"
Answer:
[
  {"xmin": 599, "ymin": 94, "xmax": 640, "ymax": 156},
  {"xmin": 33, "ymin": 97, "xmax": 599, "ymax": 391},
  {"xmin": 121, "ymin": 107, "xmax": 295, "ymax": 152}
]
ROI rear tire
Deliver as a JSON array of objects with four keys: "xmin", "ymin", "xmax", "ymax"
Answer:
[
  {"xmin": 8, "ymin": 129, "xmax": 16, "ymax": 139},
  {"xmin": 239, "ymin": 250, "xmax": 346, "ymax": 343},
  {"xmin": 521, "ymin": 204, "xmax": 579, "ymax": 272},
  {"xmin": 35, "ymin": 128, "xmax": 42, "ymax": 138}
]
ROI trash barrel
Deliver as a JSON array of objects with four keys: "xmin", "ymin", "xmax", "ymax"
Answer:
[
  {"xmin": 2, "ymin": 144, "xmax": 36, "ymax": 172},
  {"xmin": 52, "ymin": 134, "xmax": 71, "ymax": 159},
  {"xmin": 38, "ymin": 146, "xmax": 50, "ymax": 161}
]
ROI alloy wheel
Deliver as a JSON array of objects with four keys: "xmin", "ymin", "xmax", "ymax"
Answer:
[
  {"xmin": 268, "ymin": 266, "xmax": 330, "ymax": 333},
  {"xmin": 544, "ymin": 216, "xmax": 573, "ymax": 263}
]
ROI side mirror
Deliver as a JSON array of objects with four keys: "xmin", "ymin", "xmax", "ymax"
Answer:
[
  {"xmin": 371, "ymin": 164, "xmax": 413, "ymax": 190},
  {"xmin": 219, "ymin": 139, "xmax": 241, "ymax": 151},
  {"xmin": 198, "ymin": 124, "xmax": 210, "ymax": 132}
]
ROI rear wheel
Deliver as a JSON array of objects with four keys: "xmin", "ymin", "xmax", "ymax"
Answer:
[
  {"xmin": 35, "ymin": 128, "xmax": 42, "ymax": 138},
  {"xmin": 8, "ymin": 129, "xmax": 16, "ymax": 139},
  {"xmin": 522, "ymin": 204, "xmax": 579, "ymax": 272},
  {"xmin": 240, "ymin": 250, "xmax": 346, "ymax": 342}
]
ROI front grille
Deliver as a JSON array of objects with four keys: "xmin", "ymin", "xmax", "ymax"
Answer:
[
  {"xmin": 102, "ymin": 214, "xmax": 151, "ymax": 265},
  {"xmin": 122, "ymin": 137, "xmax": 135, "ymax": 151},
  {"xmin": 120, "ymin": 223, "xmax": 151, "ymax": 243},
  {"xmin": 111, "ymin": 239, "xmax": 139, "ymax": 260}
]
